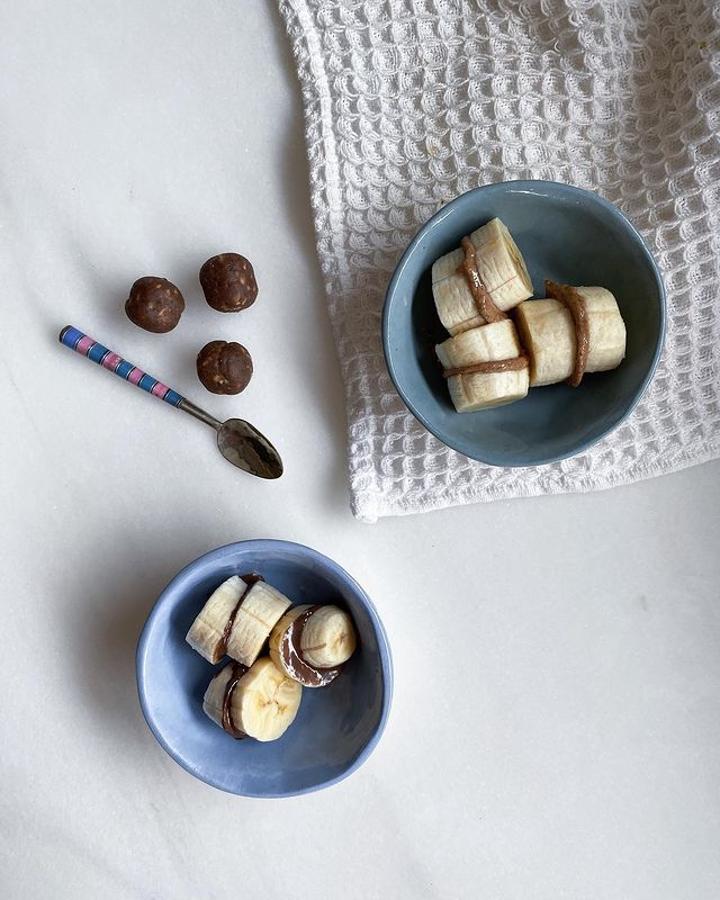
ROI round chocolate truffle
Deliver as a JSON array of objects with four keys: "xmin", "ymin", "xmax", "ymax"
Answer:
[
  {"xmin": 125, "ymin": 277, "xmax": 185, "ymax": 333},
  {"xmin": 196, "ymin": 340, "xmax": 253, "ymax": 394},
  {"xmin": 199, "ymin": 253, "xmax": 258, "ymax": 312}
]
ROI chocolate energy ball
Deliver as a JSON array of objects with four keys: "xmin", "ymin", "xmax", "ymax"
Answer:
[
  {"xmin": 197, "ymin": 340, "xmax": 253, "ymax": 394},
  {"xmin": 125, "ymin": 277, "xmax": 185, "ymax": 333},
  {"xmin": 199, "ymin": 253, "xmax": 258, "ymax": 312}
]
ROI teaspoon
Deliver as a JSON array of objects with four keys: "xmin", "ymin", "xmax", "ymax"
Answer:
[{"xmin": 59, "ymin": 325, "xmax": 283, "ymax": 479}]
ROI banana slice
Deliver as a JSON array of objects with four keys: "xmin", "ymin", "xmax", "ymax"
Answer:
[
  {"xmin": 300, "ymin": 605, "xmax": 357, "ymax": 667},
  {"xmin": 185, "ymin": 574, "xmax": 291, "ymax": 666},
  {"xmin": 515, "ymin": 285, "xmax": 626, "ymax": 387},
  {"xmin": 203, "ymin": 657, "xmax": 302, "ymax": 742},
  {"xmin": 432, "ymin": 218, "xmax": 533, "ymax": 335},
  {"xmin": 185, "ymin": 575, "xmax": 248, "ymax": 664},
  {"xmin": 435, "ymin": 319, "xmax": 529, "ymax": 413},
  {"xmin": 269, "ymin": 604, "xmax": 357, "ymax": 688},
  {"xmin": 202, "ymin": 661, "xmax": 248, "ymax": 738},
  {"xmin": 224, "ymin": 580, "xmax": 292, "ymax": 667}
]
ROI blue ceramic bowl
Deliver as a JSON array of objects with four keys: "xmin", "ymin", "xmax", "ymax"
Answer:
[
  {"xmin": 136, "ymin": 540, "xmax": 392, "ymax": 797},
  {"xmin": 383, "ymin": 180, "xmax": 666, "ymax": 466}
]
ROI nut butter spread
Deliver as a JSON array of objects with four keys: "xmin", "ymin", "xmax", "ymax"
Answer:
[
  {"xmin": 460, "ymin": 236, "xmax": 507, "ymax": 325},
  {"xmin": 443, "ymin": 355, "xmax": 529, "ymax": 379},
  {"xmin": 545, "ymin": 280, "xmax": 589, "ymax": 387},
  {"xmin": 279, "ymin": 605, "xmax": 342, "ymax": 688},
  {"xmin": 221, "ymin": 661, "xmax": 248, "ymax": 739}
]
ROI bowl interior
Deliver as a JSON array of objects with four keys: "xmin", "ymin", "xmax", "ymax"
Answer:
[
  {"xmin": 137, "ymin": 541, "xmax": 391, "ymax": 797},
  {"xmin": 384, "ymin": 181, "xmax": 665, "ymax": 466}
]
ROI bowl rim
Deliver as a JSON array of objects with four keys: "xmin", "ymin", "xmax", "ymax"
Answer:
[
  {"xmin": 382, "ymin": 179, "xmax": 667, "ymax": 466},
  {"xmin": 136, "ymin": 538, "xmax": 394, "ymax": 798}
]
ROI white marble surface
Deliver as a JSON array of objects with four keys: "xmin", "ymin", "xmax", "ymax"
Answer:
[{"xmin": 2, "ymin": 2, "xmax": 719, "ymax": 898}]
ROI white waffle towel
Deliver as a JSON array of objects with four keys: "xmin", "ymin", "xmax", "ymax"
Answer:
[{"xmin": 278, "ymin": 0, "xmax": 720, "ymax": 522}]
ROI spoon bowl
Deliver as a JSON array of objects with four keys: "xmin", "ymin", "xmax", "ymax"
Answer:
[{"xmin": 217, "ymin": 418, "xmax": 283, "ymax": 479}]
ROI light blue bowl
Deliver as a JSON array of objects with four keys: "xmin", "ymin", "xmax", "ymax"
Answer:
[
  {"xmin": 136, "ymin": 540, "xmax": 393, "ymax": 797},
  {"xmin": 383, "ymin": 180, "xmax": 666, "ymax": 466}
]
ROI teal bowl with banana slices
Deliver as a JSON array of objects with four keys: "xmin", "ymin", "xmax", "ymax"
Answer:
[
  {"xmin": 136, "ymin": 540, "xmax": 393, "ymax": 797},
  {"xmin": 383, "ymin": 180, "xmax": 666, "ymax": 466}
]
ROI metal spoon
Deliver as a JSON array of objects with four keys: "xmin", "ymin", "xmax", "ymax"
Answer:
[{"xmin": 59, "ymin": 325, "xmax": 283, "ymax": 479}]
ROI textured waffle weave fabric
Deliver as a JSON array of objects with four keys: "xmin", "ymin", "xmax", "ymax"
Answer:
[{"xmin": 278, "ymin": 0, "xmax": 720, "ymax": 522}]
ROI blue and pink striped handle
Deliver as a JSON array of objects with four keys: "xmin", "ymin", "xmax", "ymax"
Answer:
[{"xmin": 59, "ymin": 326, "xmax": 185, "ymax": 407}]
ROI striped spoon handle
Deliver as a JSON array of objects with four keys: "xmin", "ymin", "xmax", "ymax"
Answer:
[{"xmin": 59, "ymin": 325, "xmax": 185, "ymax": 408}]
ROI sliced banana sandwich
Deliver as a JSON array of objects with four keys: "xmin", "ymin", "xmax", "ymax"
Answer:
[
  {"xmin": 515, "ymin": 281, "xmax": 626, "ymax": 387},
  {"xmin": 269, "ymin": 604, "xmax": 357, "ymax": 688},
  {"xmin": 432, "ymin": 218, "xmax": 533, "ymax": 335},
  {"xmin": 186, "ymin": 574, "xmax": 292, "ymax": 667},
  {"xmin": 435, "ymin": 319, "xmax": 530, "ymax": 413},
  {"xmin": 203, "ymin": 657, "xmax": 302, "ymax": 742}
]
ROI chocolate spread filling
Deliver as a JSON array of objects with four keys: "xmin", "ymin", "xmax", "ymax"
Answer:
[
  {"xmin": 460, "ymin": 237, "xmax": 506, "ymax": 324},
  {"xmin": 216, "ymin": 572, "xmax": 264, "ymax": 660},
  {"xmin": 221, "ymin": 661, "xmax": 248, "ymax": 739},
  {"xmin": 279, "ymin": 605, "xmax": 342, "ymax": 688},
  {"xmin": 545, "ymin": 280, "xmax": 589, "ymax": 387},
  {"xmin": 443, "ymin": 355, "xmax": 529, "ymax": 379}
]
